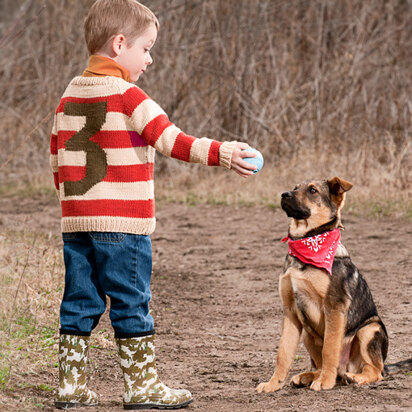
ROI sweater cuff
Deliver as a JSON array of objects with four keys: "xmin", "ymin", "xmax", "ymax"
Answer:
[{"xmin": 219, "ymin": 141, "xmax": 237, "ymax": 169}]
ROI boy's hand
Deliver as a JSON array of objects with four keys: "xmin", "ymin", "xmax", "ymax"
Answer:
[{"xmin": 231, "ymin": 143, "xmax": 258, "ymax": 178}]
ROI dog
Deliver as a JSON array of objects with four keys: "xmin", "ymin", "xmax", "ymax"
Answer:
[{"xmin": 256, "ymin": 177, "xmax": 388, "ymax": 393}]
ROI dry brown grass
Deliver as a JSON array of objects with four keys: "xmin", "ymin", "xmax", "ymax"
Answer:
[{"xmin": 0, "ymin": 0, "xmax": 410, "ymax": 193}]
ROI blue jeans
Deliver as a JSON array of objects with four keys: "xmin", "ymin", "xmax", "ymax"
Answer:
[{"xmin": 60, "ymin": 232, "xmax": 154, "ymax": 338}]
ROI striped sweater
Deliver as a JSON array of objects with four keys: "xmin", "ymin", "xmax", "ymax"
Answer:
[{"xmin": 50, "ymin": 75, "xmax": 236, "ymax": 235}]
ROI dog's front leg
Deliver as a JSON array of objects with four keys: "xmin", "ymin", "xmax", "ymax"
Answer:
[
  {"xmin": 311, "ymin": 307, "xmax": 346, "ymax": 391},
  {"xmin": 257, "ymin": 270, "xmax": 302, "ymax": 393}
]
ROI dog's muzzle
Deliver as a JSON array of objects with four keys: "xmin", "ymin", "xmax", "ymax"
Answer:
[{"xmin": 281, "ymin": 192, "xmax": 311, "ymax": 219}]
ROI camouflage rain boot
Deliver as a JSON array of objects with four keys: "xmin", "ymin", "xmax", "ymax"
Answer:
[
  {"xmin": 116, "ymin": 335, "xmax": 192, "ymax": 410},
  {"xmin": 55, "ymin": 334, "xmax": 98, "ymax": 409}
]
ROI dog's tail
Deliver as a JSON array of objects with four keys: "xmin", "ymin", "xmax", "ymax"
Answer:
[{"xmin": 383, "ymin": 358, "xmax": 412, "ymax": 375}]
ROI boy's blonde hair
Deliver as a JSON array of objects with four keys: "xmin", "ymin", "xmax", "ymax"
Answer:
[{"xmin": 84, "ymin": 0, "xmax": 159, "ymax": 55}]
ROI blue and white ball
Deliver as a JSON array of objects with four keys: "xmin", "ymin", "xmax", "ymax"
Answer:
[{"xmin": 242, "ymin": 148, "xmax": 264, "ymax": 174}]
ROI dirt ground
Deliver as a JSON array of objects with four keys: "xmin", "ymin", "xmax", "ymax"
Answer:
[{"xmin": 1, "ymin": 194, "xmax": 411, "ymax": 411}]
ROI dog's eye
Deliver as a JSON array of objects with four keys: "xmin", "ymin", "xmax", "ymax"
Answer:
[{"xmin": 309, "ymin": 187, "xmax": 317, "ymax": 194}]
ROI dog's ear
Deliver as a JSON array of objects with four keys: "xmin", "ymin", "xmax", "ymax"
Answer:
[{"xmin": 327, "ymin": 177, "xmax": 353, "ymax": 196}]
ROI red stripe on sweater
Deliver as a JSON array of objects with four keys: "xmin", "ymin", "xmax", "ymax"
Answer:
[
  {"xmin": 104, "ymin": 164, "xmax": 154, "ymax": 182},
  {"xmin": 122, "ymin": 86, "xmax": 150, "ymax": 117},
  {"xmin": 56, "ymin": 94, "xmax": 124, "ymax": 113},
  {"xmin": 141, "ymin": 114, "xmax": 171, "ymax": 146},
  {"xmin": 59, "ymin": 164, "xmax": 154, "ymax": 183},
  {"xmin": 208, "ymin": 140, "xmax": 222, "ymax": 166},
  {"xmin": 57, "ymin": 130, "xmax": 146, "ymax": 150},
  {"xmin": 59, "ymin": 166, "xmax": 86, "ymax": 183},
  {"xmin": 61, "ymin": 199, "xmax": 154, "ymax": 218},
  {"xmin": 50, "ymin": 134, "xmax": 58, "ymax": 155},
  {"xmin": 170, "ymin": 132, "xmax": 196, "ymax": 162}
]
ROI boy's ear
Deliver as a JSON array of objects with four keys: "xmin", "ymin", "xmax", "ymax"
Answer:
[
  {"xmin": 327, "ymin": 176, "xmax": 353, "ymax": 196},
  {"xmin": 112, "ymin": 34, "xmax": 127, "ymax": 56}
]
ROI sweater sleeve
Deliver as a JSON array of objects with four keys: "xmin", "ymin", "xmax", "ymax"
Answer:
[
  {"xmin": 123, "ymin": 85, "xmax": 236, "ymax": 168},
  {"xmin": 49, "ymin": 113, "xmax": 60, "ymax": 196}
]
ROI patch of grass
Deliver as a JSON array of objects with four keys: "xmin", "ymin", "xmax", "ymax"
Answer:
[
  {"xmin": 11, "ymin": 315, "xmax": 37, "ymax": 339},
  {"xmin": 347, "ymin": 198, "xmax": 412, "ymax": 220},
  {"xmin": 186, "ymin": 191, "xmax": 201, "ymax": 206},
  {"xmin": 0, "ymin": 366, "xmax": 10, "ymax": 389},
  {"xmin": 41, "ymin": 327, "xmax": 56, "ymax": 341},
  {"xmin": 371, "ymin": 203, "xmax": 397, "ymax": 218},
  {"xmin": 38, "ymin": 383, "xmax": 54, "ymax": 392},
  {"xmin": 207, "ymin": 197, "xmax": 231, "ymax": 206}
]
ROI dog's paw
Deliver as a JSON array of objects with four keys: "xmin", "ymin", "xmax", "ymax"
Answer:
[
  {"xmin": 256, "ymin": 380, "xmax": 284, "ymax": 393},
  {"xmin": 343, "ymin": 372, "xmax": 377, "ymax": 385},
  {"xmin": 310, "ymin": 375, "xmax": 336, "ymax": 391},
  {"xmin": 342, "ymin": 372, "xmax": 356, "ymax": 385},
  {"xmin": 290, "ymin": 371, "xmax": 319, "ymax": 388}
]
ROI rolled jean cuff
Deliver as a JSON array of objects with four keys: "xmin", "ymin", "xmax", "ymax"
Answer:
[
  {"xmin": 60, "ymin": 329, "xmax": 91, "ymax": 337},
  {"xmin": 114, "ymin": 329, "xmax": 155, "ymax": 339}
]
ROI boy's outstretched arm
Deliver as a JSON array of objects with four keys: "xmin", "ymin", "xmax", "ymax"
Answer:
[{"xmin": 123, "ymin": 86, "xmax": 257, "ymax": 177}]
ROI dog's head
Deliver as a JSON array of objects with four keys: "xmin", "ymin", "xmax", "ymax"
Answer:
[{"xmin": 281, "ymin": 177, "xmax": 353, "ymax": 238}]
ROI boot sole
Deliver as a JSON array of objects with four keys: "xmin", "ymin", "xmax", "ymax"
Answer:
[
  {"xmin": 55, "ymin": 401, "xmax": 98, "ymax": 409},
  {"xmin": 124, "ymin": 399, "xmax": 193, "ymax": 410}
]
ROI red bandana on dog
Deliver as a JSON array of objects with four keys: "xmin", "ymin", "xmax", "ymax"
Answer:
[{"xmin": 282, "ymin": 229, "xmax": 341, "ymax": 275}]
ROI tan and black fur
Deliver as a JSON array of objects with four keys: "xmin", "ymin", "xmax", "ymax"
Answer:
[{"xmin": 256, "ymin": 177, "xmax": 388, "ymax": 393}]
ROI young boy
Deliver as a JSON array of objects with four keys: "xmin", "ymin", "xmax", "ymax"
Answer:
[{"xmin": 50, "ymin": 0, "xmax": 257, "ymax": 409}]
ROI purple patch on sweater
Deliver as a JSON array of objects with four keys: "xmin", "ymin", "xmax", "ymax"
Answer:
[{"xmin": 129, "ymin": 131, "xmax": 147, "ymax": 147}]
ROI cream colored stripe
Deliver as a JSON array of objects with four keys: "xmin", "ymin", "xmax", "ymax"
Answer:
[
  {"xmin": 117, "ymin": 81, "xmax": 135, "ymax": 94},
  {"xmin": 50, "ymin": 154, "xmax": 58, "ymax": 172},
  {"xmin": 130, "ymin": 98, "xmax": 166, "ymax": 134},
  {"xmin": 58, "ymin": 149, "xmax": 86, "ymax": 166},
  {"xmin": 101, "ymin": 112, "xmax": 133, "ymax": 130},
  {"xmin": 57, "ymin": 112, "xmax": 85, "ymax": 132},
  {"xmin": 154, "ymin": 125, "xmax": 181, "ymax": 157},
  {"xmin": 57, "ymin": 147, "xmax": 148, "ymax": 166},
  {"xmin": 189, "ymin": 137, "xmax": 213, "ymax": 165},
  {"xmin": 56, "ymin": 111, "xmax": 133, "ymax": 131},
  {"xmin": 62, "ymin": 181, "xmax": 154, "ymax": 201},
  {"xmin": 105, "ymin": 147, "xmax": 147, "ymax": 165}
]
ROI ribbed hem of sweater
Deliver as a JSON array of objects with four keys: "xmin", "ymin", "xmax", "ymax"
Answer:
[
  {"xmin": 219, "ymin": 141, "xmax": 237, "ymax": 169},
  {"xmin": 62, "ymin": 216, "xmax": 156, "ymax": 235}
]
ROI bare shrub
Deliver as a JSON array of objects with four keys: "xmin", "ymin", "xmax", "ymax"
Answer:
[{"xmin": 0, "ymin": 0, "xmax": 410, "ymax": 194}]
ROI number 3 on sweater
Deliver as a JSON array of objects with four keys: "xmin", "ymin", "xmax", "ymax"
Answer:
[{"xmin": 63, "ymin": 101, "xmax": 108, "ymax": 197}]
